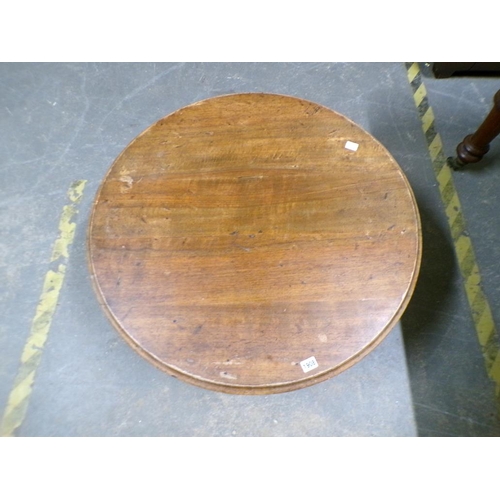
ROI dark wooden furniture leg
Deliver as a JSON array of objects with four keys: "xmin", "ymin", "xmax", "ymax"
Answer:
[{"xmin": 450, "ymin": 89, "xmax": 500, "ymax": 169}]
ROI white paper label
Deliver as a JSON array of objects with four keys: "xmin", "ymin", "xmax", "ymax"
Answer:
[
  {"xmin": 300, "ymin": 356, "xmax": 319, "ymax": 373},
  {"xmin": 345, "ymin": 141, "xmax": 359, "ymax": 151}
]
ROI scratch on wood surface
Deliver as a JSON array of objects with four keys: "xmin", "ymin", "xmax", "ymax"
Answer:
[{"xmin": 119, "ymin": 175, "xmax": 134, "ymax": 192}]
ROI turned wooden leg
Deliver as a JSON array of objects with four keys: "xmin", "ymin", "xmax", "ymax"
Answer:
[{"xmin": 450, "ymin": 89, "xmax": 500, "ymax": 169}]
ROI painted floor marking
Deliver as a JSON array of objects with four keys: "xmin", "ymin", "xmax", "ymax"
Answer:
[
  {"xmin": 405, "ymin": 62, "xmax": 500, "ymax": 396},
  {"xmin": 0, "ymin": 180, "xmax": 87, "ymax": 436}
]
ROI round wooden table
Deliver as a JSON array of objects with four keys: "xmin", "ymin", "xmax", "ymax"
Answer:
[{"xmin": 88, "ymin": 93, "xmax": 421, "ymax": 394}]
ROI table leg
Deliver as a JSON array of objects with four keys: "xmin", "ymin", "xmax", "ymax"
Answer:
[{"xmin": 450, "ymin": 89, "xmax": 500, "ymax": 170}]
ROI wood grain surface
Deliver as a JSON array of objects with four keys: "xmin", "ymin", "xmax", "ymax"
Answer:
[{"xmin": 88, "ymin": 93, "xmax": 421, "ymax": 394}]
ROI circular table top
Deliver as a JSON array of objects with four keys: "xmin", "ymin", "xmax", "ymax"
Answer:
[{"xmin": 88, "ymin": 93, "xmax": 421, "ymax": 394}]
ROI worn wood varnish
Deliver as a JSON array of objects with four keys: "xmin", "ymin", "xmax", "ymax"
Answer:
[{"xmin": 88, "ymin": 93, "xmax": 421, "ymax": 394}]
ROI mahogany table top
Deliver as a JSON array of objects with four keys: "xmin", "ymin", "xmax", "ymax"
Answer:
[{"xmin": 88, "ymin": 93, "xmax": 421, "ymax": 394}]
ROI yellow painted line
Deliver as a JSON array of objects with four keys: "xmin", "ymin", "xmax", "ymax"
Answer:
[
  {"xmin": 405, "ymin": 62, "xmax": 500, "ymax": 395},
  {"xmin": 464, "ymin": 263, "xmax": 481, "ymax": 306},
  {"xmin": 50, "ymin": 181, "xmax": 86, "ymax": 262},
  {"xmin": 476, "ymin": 308, "xmax": 495, "ymax": 347},
  {"xmin": 50, "ymin": 206, "xmax": 77, "ymax": 262},
  {"xmin": 20, "ymin": 268, "xmax": 65, "ymax": 365},
  {"xmin": 455, "ymin": 234, "xmax": 471, "ymax": 264},
  {"xmin": 490, "ymin": 352, "xmax": 500, "ymax": 393},
  {"xmin": 450, "ymin": 212, "xmax": 465, "ymax": 241},
  {"xmin": 413, "ymin": 82, "xmax": 427, "ymax": 108},
  {"xmin": 428, "ymin": 133, "xmax": 443, "ymax": 161},
  {"xmin": 436, "ymin": 161, "xmax": 452, "ymax": 186},
  {"xmin": 6, "ymin": 371, "xmax": 35, "ymax": 410},
  {"xmin": 421, "ymin": 106, "xmax": 435, "ymax": 133},
  {"xmin": 407, "ymin": 62, "xmax": 420, "ymax": 84},
  {"xmin": 0, "ymin": 180, "xmax": 87, "ymax": 437},
  {"xmin": 444, "ymin": 191, "xmax": 461, "ymax": 227}
]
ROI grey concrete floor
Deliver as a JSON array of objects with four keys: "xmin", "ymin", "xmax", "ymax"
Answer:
[{"xmin": 1, "ymin": 62, "xmax": 499, "ymax": 436}]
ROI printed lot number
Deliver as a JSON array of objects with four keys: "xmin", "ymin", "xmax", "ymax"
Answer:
[{"xmin": 300, "ymin": 356, "xmax": 319, "ymax": 373}]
